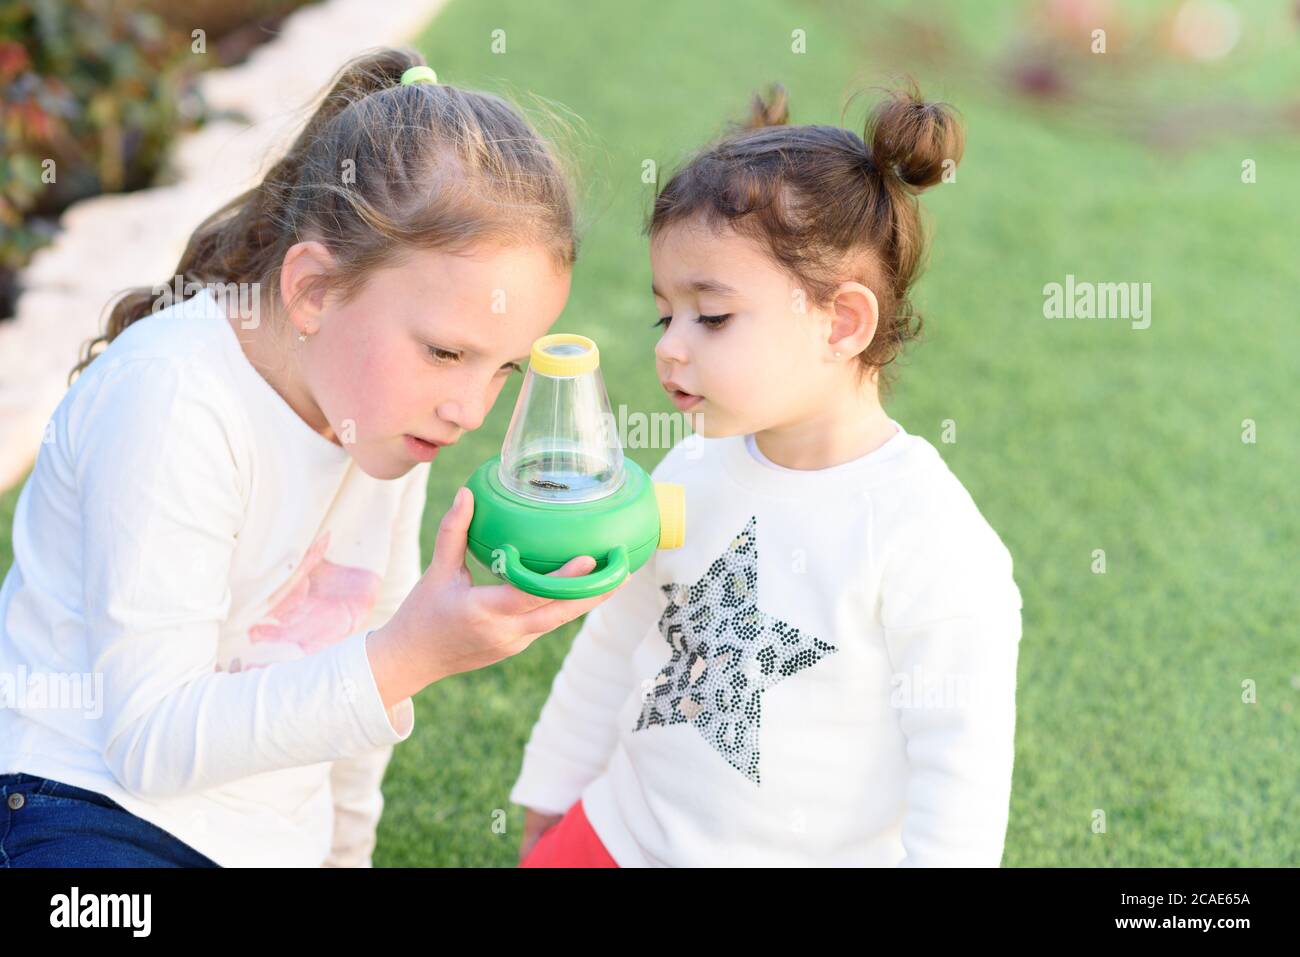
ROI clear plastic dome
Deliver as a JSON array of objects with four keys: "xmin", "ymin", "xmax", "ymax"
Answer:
[{"xmin": 498, "ymin": 335, "xmax": 625, "ymax": 504}]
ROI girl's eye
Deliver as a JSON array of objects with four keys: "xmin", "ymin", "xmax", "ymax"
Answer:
[
  {"xmin": 651, "ymin": 313, "xmax": 732, "ymax": 329},
  {"xmin": 427, "ymin": 344, "xmax": 520, "ymax": 374},
  {"xmin": 426, "ymin": 344, "xmax": 460, "ymax": 363}
]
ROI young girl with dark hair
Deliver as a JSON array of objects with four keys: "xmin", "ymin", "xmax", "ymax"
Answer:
[{"xmin": 512, "ymin": 82, "xmax": 1024, "ymax": 868}]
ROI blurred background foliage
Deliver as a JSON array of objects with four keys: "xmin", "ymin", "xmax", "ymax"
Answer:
[{"xmin": 0, "ymin": 0, "xmax": 317, "ymax": 315}]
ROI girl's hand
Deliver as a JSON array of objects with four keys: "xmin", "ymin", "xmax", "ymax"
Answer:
[
  {"xmin": 520, "ymin": 808, "xmax": 564, "ymax": 863},
  {"xmin": 368, "ymin": 486, "xmax": 627, "ymax": 710}
]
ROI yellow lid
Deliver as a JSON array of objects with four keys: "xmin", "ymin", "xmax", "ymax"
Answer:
[
  {"xmin": 530, "ymin": 334, "xmax": 599, "ymax": 377},
  {"xmin": 654, "ymin": 482, "xmax": 686, "ymax": 550}
]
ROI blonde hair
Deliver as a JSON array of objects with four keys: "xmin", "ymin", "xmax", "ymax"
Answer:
[{"xmin": 70, "ymin": 47, "xmax": 578, "ymax": 384}]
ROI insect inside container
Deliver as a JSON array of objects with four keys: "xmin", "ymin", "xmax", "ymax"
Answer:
[{"xmin": 529, "ymin": 478, "xmax": 571, "ymax": 491}]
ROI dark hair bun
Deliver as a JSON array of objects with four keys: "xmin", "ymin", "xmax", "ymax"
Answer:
[
  {"xmin": 745, "ymin": 82, "xmax": 790, "ymax": 129},
  {"xmin": 866, "ymin": 82, "xmax": 964, "ymax": 192}
]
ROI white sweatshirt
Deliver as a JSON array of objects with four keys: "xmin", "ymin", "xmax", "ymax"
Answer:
[
  {"xmin": 0, "ymin": 288, "xmax": 425, "ymax": 867},
  {"xmin": 509, "ymin": 421, "xmax": 1024, "ymax": 866}
]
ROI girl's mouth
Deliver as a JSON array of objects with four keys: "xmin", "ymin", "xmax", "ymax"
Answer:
[
  {"xmin": 668, "ymin": 389, "xmax": 703, "ymax": 412},
  {"xmin": 404, "ymin": 434, "xmax": 443, "ymax": 461}
]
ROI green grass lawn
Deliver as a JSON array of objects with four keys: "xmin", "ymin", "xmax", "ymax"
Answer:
[{"xmin": 3, "ymin": 0, "xmax": 1296, "ymax": 866}]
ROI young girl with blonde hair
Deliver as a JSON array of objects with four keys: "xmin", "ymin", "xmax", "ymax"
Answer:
[{"xmin": 0, "ymin": 48, "xmax": 617, "ymax": 868}]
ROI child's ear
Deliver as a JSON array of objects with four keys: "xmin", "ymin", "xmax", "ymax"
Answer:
[
  {"xmin": 827, "ymin": 281, "xmax": 880, "ymax": 359},
  {"xmin": 279, "ymin": 241, "xmax": 336, "ymax": 333}
]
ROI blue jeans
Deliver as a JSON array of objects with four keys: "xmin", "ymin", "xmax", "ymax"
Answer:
[{"xmin": 0, "ymin": 772, "xmax": 219, "ymax": 867}]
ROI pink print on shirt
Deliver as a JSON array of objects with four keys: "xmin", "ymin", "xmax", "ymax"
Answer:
[{"xmin": 221, "ymin": 531, "xmax": 381, "ymax": 673}]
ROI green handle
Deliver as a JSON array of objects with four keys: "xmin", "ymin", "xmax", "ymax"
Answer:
[{"xmin": 492, "ymin": 543, "xmax": 629, "ymax": 599}]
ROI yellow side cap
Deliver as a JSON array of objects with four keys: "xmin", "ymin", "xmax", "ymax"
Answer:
[
  {"xmin": 530, "ymin": 334, "xmax": 599, "ymax": 377},
  {"xmin": 654, "ymin": 482, "xmax": 686, "ymax": 550}
]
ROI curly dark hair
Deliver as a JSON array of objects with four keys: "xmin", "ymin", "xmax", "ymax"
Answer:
[{"xmin": 647, "ymin": 80, "xmax": 965, "ymax": 400}]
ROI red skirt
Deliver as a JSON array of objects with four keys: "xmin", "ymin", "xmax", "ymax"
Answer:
[{"xmin": 519, "ymin": 799, "xmax": 619, "ymax": 868}]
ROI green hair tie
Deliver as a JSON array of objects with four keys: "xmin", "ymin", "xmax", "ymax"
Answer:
[{"xmin": 400, "ymin": 66, "xmax": 438, "ymax": 86}]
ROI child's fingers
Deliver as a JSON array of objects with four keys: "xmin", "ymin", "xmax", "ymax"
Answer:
[
  {"xmin": 474, "ymin": 555, "xmax": 596, "ymax": 615},
  {"xmin": 549, "ymin": 555, "xmax": 598, "ymax": 578},
  {"xmin": 428, "ymin": 487, "xmax": 473, "ymax": 580},
  {"xmin": 515, "ymin": 577, "xmax": 628, "ymax": 636}
]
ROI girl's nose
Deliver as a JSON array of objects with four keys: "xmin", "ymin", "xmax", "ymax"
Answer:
[
  {"xmin": 437, "ymin": 396, "xmax": 486, "ymax": 433},
  {"xmin": 654, "ymin": 324, "xmax": 688, "ymax": 365}
]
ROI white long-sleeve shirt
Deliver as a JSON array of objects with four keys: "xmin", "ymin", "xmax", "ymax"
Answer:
[
  {"xmin": 0, "ymin": 287, "xmax": 425, "ymax": 867},
  {"xmin": 509, "ymin": 421, "xmax": 1024, "ymax": 866}
]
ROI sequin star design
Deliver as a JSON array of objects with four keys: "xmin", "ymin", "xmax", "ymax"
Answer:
[{"xmin": 632, "ymin": 515, "xmax": 837, "ymax": 784}]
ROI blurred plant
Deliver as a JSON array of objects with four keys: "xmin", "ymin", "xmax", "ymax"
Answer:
[
  {"xmin": 141, "ymin": 0, "xmax": 316, "ymax": 63},
  {"xmin": 0, "ymin": 0, "xmax": 208, "ymax": 313},
  {"xmin": 1004, "ymin": 0, "xmax": 1247, "ymax": 101},
  {"xmin": 834, "ymin": 0, "xmax": 1300, "ymax": 154}
]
